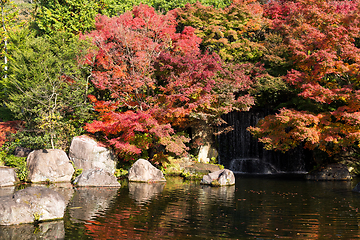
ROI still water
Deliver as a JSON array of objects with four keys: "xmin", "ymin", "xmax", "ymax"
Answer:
[{"xmin": 2, "ymin": 175, "xmax": 360, "ymax": 239}]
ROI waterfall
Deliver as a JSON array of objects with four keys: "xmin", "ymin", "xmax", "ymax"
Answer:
[{"xmin": 218, "ymin": 109, "xmax": 312, "ymax": 174}]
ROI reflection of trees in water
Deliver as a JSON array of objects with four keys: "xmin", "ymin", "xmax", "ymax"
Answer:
[{"xmin": 83, "ymin": 178, "xmax": 237, "ymax": 239}]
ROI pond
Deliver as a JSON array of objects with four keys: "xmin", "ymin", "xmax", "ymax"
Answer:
[{"xmin": 2, "ymin": 175, "xmax": 360, "ymax": 239}]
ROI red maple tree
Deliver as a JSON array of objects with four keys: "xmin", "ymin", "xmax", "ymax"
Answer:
[{"xmin": 83, "ymin": 4, "xmax": 254, "ymax": 161}]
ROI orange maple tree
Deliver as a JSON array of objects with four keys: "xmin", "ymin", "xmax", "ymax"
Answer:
[{"xmin": 248, "ymin": 0, "xmax": 360, "ymax": 157}]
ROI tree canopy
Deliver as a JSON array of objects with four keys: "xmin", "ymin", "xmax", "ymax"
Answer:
[
  {"xmin": 83, "ymin": 4, "xmax": 254, "ymax": 161},
  {"xmin": 248, "ymin": 0, "xmax": 360, "ymax": 159}
]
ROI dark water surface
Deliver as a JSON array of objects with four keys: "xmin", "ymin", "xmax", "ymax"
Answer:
[{"xmin": 3, "ymin": 175, "xmax": 360, "ymax": 239}]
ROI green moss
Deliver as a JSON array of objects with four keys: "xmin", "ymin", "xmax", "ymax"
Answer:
[
  {"xmin": 210, "ymin": 179, "xmax": 221, "ymax": 187},
  {"xmin": 180, "ymin": 171, "xmax": 206, "ymax": 180}
]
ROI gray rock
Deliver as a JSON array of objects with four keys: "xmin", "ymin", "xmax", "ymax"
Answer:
[
  {"xmin": 69, "ymin": 135, "xmax": 117, "ymax": 174},
  {"xmin": 0, "ymin": 186, "xmax": 66, "ymax": 225},
  {"xmin": 305, "ymin": 163, "xmax": 352, "ymax": 181},
  {"xmin": 201, "ymin": 169, "xmax": 235, "ymax": 186},
  {"xmin": 13, "ymin": 146, "xmax": 32, "ymax": 158},
  {"xmin": 129, "ymin": 182, "xmax": 165, "ymax": 205},
  {"xmin": 26, "ymin": 149, "xmax": 74, "ymax": 183},
  {"xmin": 0, "ymin": 167, "xmax": 17, "ymax": 187},
  {"xmin": 184, "ymin": 162, "xmax": 221, "ymax": 175},
  {"xmin": 0, "ymin": 186, "xmax": 14, "ymax": 197},
  {"xmin": 32, "ymin": 182, "xmax": 75, "ymax": 205},
  {"xmin": 73, "ymin": 169, "xmax": 120, "ymax": 187},
  {"xmin": 128, "ymin": 159, "xmax": 166, "ymax": 182}
]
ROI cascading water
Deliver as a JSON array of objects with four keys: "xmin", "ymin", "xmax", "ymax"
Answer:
[{"xmin": 218, "ymin": 109, "xmax": 312, "ymax": 174}]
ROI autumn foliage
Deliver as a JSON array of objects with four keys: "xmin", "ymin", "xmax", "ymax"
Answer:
[
  {"xmin": 83, "ymin": 4, "xmax": 254, "ymax": 161},
  {"xmin": 248, "ymin": 0, "xmax": 360, "ymax": 157}
]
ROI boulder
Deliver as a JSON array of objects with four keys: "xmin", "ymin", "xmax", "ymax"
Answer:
[
  {"xmin": 69, "ymin": 135, "xmax": 116, "ymax": 174},
  {"xmin": 0, "ymin": 187, "xmax": 14, "ymax": 197},
  {"xmin": 201, "ymin": 169, "xmax": 235, "ymax": 186},
  {"xmin": 184, "ymin": 162, "xmax": 221, "ymax": 175},
  {"xmin": 73, "ymin": 169, "xmax": 120, "ymax": 187},
  {"xmin": 128, "ymin": 159, "xmax": 166, "ymax": 182},
  {"xmin": 27, "ymin": 149, "xmax": 74, "ymax": 183},
  {"xmin": 32, "ymin": 182, "xmax": 75, "ymax": 205},
  {"xmin": 0, "ymin": 186, "xmax": 66, "ymax": 225},
  {"xmin": 305, "ymin": 163, "xmax": 352, "ymax": 181},
  {"xmin": 0, "ymin": 167, "xmax": 17, "ymax": 187}
]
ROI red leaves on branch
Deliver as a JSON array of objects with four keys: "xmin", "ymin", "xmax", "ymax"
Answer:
[
  {"xmin": 249, "ymin": 0, "xmax": 360, "ymax": 156},
  {"xmin": 83, "ymin": 4, "xmax": 254, "ymax": 161}
]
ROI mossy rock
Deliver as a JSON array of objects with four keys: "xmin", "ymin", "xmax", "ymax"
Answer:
[{"xmin": 181, "ymin": 162, "xmax": 222, "ymax": 180}]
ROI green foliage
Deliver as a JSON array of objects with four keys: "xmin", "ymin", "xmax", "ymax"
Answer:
[
  {"xmin": 176, "ymin": 1, "xmax": 267, "ymax": 64},
  {"xmin": 33, "ymin": 212, "xmax": 42, "ymax": 222},
  {"xmin": 180, "ymin": 170, "xmax": 206, "ymax": 180},
  {"xmin": 0, "ymin": 106, "xmax": 13, "ymax": 121},
  {"xmin": 114, "ymin": 0, "xmax": 232, "ymax": 13},
  {"xmin": 34, "ymin": 0, "xmax": 121, "ymax": 35},
  {"xmin": 0, "ymin": 147, "xmax": 28, "ymax": 181},
  {"xmin": 0, "ymin": 0, "xmax": 22, "ymax": 101},
  {"xmin": 71, "ymin": 166, "xmax": 82, "ymax": 182},
  {"xmin": 5, "ymin": 29, "xmax": 93, "ymax": 150},
  {"xmin": 114, "ymin": 168, "xmax": 128, "ymax": 179},
  {"xmin": 176, "ymin": 1, "xmax": 290, "ymax": 110}
]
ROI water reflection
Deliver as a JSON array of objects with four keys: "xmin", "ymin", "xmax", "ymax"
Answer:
[
  {"xmin": 129, "ymin": 182, "xmax": 165, "ymax": 205},
  {"xmin": 0, "ymin": 220, "xmax": 64, "ymax": 239},
  {"xmin": 68, "ymin": 187, "xmax": 119, "ymax": 222},
  {"xmin": 2, "ymin": 176, "xmax": 360, "ymax": 239},
  {"xmin": 200, "ymin": 185, "xmax": 235, "ymax": 206}
]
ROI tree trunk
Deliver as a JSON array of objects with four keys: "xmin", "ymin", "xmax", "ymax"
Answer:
[{"xmin": 192, "ymin": 120, "xmax": 218, "ymax": 163}]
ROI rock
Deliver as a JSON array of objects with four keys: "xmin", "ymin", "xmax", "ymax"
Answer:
[
  {"xmin": 69, "ymin": 135, "xmax": 117, "ymax": 174},
  {"xmin": 0, "ymin": 220, "xmax": 65, "ymax": 240},
  {"xmin": 0, "ymin": 167, "xmax": 17, "ymax": 187},
  {"xmin": 182, "ymin": 162, "xmax": 221, "ymax": 179},
  {"xmin": 305, "ymin": 163, "xmax": 352, "ymax": 181},
  {"xmin": 73, "ymin": 169, "xmax": 120, "ymax": 187},
  {"xmin": 13, "ymin": 146, "xmax": 32, "ymax": 158},
  {"xmin": 184, "ymin": 162, "xmax": 221, "ymax": 175},
  {"xmin": 128, "ymin": 159, "xmax": 166, "ymax": 182},
  {"xmin": 0, "ymin": 186, "xmax": 14, "ymax": 197},
  {"xmin": 32, "ymin": 182, "xmax": 75, "ymax": 205},
  {"xmin": 69, "ymin": 187, "xmax": 119, "ymax": 222},
  {"xmin": 0, "ymin": 186, "xmax": 66, "ymax": 225},
  {"xmin": 201, "ymin": 169, "xmax": 235, "ymax": 186},
  {"xmin": 27, "ymin": 149, "xmax": 74, "ymax": 183},
  {"xmin": 129, "ymin": 182, "xmax": 165, "ymax": 205}
]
